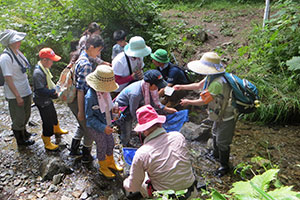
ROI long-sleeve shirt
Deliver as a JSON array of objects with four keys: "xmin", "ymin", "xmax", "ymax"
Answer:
[
  {"xmin": 115, "ymin": 80, "xmax": 165, "ymax": 120},
  {"xmin": 123, "ymin": 128, "xmax": 195, "ymax": 193}
]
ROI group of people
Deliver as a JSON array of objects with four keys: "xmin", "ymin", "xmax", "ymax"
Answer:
[{"xmin": 0, "ymin": 22, "xmax": 237, "ymax": 199}]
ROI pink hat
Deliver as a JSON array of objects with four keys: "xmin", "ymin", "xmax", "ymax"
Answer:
[{"xmin": 134, "ymin": 105, "xmax": 166, "ymax": 132}]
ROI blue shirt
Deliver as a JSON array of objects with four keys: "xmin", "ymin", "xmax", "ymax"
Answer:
[{"xmin": 158, "ymin": 63, "xmax": 189, "ymax": 85}]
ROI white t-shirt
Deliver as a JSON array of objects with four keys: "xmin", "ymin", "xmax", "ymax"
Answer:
[
  {"xmin": 0, "ymin": 50, "xmax": 32, "ymax": 99},
  {"xmin": 112, "ymin": 52, "xmax": 144, "ymax": 92}
]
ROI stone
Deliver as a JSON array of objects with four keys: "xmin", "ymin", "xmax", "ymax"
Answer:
[
  {"xmin": 53, "ymin": 173, "xmax": 64, "ymax": 185},
  {"xmin": 72, "ymin": 190, "xmax": 83, "ymax": 198},
  {"xmin": 181, "ymin": 122, "xmax": 212, "ymax": 141},
  {"xmin": 48, "ymin": 184, "xmax": 58, "ymax": 193},
  {"xmin": 37, "ymin": 192, "xmax": 45, "ymax": 198},
  {"xmin": 40, "ymin": 157, "xmax": 73, "ymax": 181},
  {"xmin": 13, "ymin": 179, "xmax": 22, "ymax": 186},
  {"xmin": 61, "ymin": 196, "xmax": 72, "ymax": 200},
  {"xmin": 80, "ymin": 191, "xmax": 88, "ymax": 199},
  {"xmin": 15, "ymin": 187, "xmax": 27, "ymax": 196}
]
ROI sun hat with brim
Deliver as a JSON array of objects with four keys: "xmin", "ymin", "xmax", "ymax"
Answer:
[
  {"xmin": 0, "ymin": 29, "xmax": 26, "ymax": 46},
  {"xmin": 134, "ymin": 105, "xmax": 166, "ymax": 132},
  {"xmin": 86, "ymin": 65, "xmax": 119, "ymax": 92},
  {"xmin": 187, "ymin": 52, "xmax": 225, "ymax": 75},
  {"xmin": 144, "ymin": 69, "xmax": 167, "ymax": 90},
  {"xmin": 151, "ymin": 49, "xmax": 170, "ymax": 63},
  {"xmin": 124, "ymin": 36, "xmax": 151, "ymax": 57},
  {"xmin": 39, "ymin": 47, "xmax": 61, "ymax": 61}
]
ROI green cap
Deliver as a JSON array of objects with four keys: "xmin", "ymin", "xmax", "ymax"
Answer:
[{"xmin": 151, "ymin": 49, "xmax": 170, "ymax": 63}]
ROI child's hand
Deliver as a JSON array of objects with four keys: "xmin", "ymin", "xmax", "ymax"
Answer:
[
  {"xmin": 104, "ymin": 126, "xmax": 114, "ymax": 135},
  {"xmin": 173, "ymin": 85, "xmax": 182, "ymax": 91}
]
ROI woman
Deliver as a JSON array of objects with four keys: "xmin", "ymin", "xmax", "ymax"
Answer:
[{"xmin": 85, "ymin": 65, "xmax": 123, "ymax": 178}]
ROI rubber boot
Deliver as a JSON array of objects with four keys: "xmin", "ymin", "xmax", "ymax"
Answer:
[
  {"xmin": 81, "ymin": 146, "xmax": 94, "ymax": 163},
  {"xmin": 41, "ymin": 135, "xmax": 59, "ymax": 151},
  {"xmin": 215, "ymin": 148, "xmax": 230, "ymax": 177},
  {"xmin": 206, "ymin": 136, "xmax": 219, "ymax": 161},
  {"xmin": 53, "ymin": 122, "xmax": 68, "ymax": 135},
  {"xmin": 98, "ymin": 160, "xmax": 115, "ymax": 179},
  {"xmin": 69, "ymin": 138, "xmax": 82, "ymax": 156},
  {"xmin": 106, "ymin": 155, "xmax": 123, "ymax": 172},
  {"xmin": 13, "ymin": 130, "xmax": 35, "ymax": 146},
  {"xmin": 24, "ymin": 129, "xmax": 37, "ymax": 140}
]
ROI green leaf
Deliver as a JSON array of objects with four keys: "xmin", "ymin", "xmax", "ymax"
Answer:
[
  {"xmin": 211, "ymin": 189, "xmax": 227, "ymax": 200},
  {"xmin": 250, "ymin": 181, "xmax": 275, "ymax": 200},
  {"xmin": 287, "ymin": 56, "xmax": 300, "ymax": 71},
  {"xmin": 268, "ymin": 186, "xmax": 300, "ymax": 200},
  {"xmin": 251, "ymin": 169, "xmax": 279, "ymax": 191}
]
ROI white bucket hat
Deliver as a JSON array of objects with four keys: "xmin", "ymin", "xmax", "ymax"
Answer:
[
  {"xmin": 124, "ymin": 36, "xmax": 151, "ymax": 57},
  {"xmin": 86, "ymin": 64, "xmax": 119, "ymax": 92},
  {"xmin": 0, "ymin": 29, "xmax": 26, "ymax": 46},
  {"xmin": 187, "ymin": 52, "xmax": 225, "ymax": 75}
]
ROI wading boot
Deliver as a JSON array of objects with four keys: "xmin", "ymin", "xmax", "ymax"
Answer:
[
  {"xmin": 206, "ymin": 136, "xmax": 219, "ymax": 162},
  {"xmin": 215, "ymin": 148, "xmax": 230, "ymax": 178},
  {"xmin": 69, "ymin": 138, "xmax": 82, "ymax": 156},
  {"xmin": 41, "ymin": 135, "xmax": 59, "ymax": 151},
  {"xmin": 98, "ymin": 160, "xmax": 115, "ymax": 179},
  {"xmin": 24, "ymin": 129, "xmax": 37, "ymax": 140},
  {"xmin": 106, "ymin": 155, "xmax": 123, "ymax": 172},
  {"xmin": 13, "ymin": 130, "xmax": 35, "ymax": 146},
  {"xmin": 53, "ymin": 122, "xmax": 68, "ymax": 135},
  {"xmin": 81, "ymin": 146, "xmax": 94, "ymax": 164}
]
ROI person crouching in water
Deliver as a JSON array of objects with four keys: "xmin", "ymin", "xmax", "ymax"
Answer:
[
  {"xmin": 33, "ymin": 48, "xmax": 68, "ymax": 151},
  {"xmin": 85, "ymin": 65, "xmax": 123, "ymax": 178}
]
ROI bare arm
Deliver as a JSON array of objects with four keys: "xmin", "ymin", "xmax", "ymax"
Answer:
[
  {"xmin": 77, "ymin": 90, "xmax": 85, "ymax": 121},
  {"xmin": 180, "ymin": 98, "xmax": 205, "ymax": 107},
  {"xmin": 5, "ymin": 76, "xmax": 24, "ymax": 106},
  {"xmin": 173, "ymin": 79, "xmax": 205, "ymax": 91}
]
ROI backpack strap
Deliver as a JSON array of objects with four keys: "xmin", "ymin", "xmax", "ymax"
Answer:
[
  {"xmin": 125, "ymin": 54, "xmax": 133, "ymax": 75},
  {"xmin": 2, "ymin": 51, "xmax": 13, "ymax": 63}
]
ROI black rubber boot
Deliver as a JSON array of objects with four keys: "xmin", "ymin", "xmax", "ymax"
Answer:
[
  {"xmin": 24, "ymin": 129, "xmax": 37, "ymax": 140},
  {"xmin": 206, "ymin": 136, "xmax": 219, "ymax": 161},
  {"xmin": 215, "ymin": 148, "xmax": 230, "ymax": 178},
  {"xmin": 13, "ymin": 130, "xmax": 35, "ymax": 146},
  {"xmin": 81, "ymin": 146, "xmax": 94, "ymax": 164},
  {"xmin": 69, "ymin": 139, "xmax": 82, "ymax": 156}
]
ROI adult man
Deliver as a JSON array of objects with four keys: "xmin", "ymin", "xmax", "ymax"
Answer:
[
  {"xmin": 123, "ymin": 105, "xmax": 197, "ymax": 199},
  {"xmin": 151, "ymin": 49, "xmax": 189, "ymax": 107},
  {"xmin": 174, "ymin": 52, "xmax": 236, "ymax": 177},
  {"xmin": 112, "ymin": 36, "xmax": 151, "ymax": 93},
  {"xmin": 0, "ymin": 29, "xmax": 34, "ymax": 146},
  {"xmin": 115, "ymin": 70, "xmax": 176, "ymax": 146}
]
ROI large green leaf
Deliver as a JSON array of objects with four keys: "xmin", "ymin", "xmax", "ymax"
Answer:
[
  {"xmin": 268, "ymin": 186, "xmax": 300, "ymax": 200},
  {"xmin": 287, "ymin": 56, "xmax": 300, "ymax": 71}
]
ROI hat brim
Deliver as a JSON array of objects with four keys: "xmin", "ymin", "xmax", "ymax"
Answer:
[
  {"xmin": 150, "ymin": 53, "xmax": 169, "ymax": 63},
  {"xmin": 155, "ymin": 79, "xmax": 167, "ymax": 89},
  {"xmin": 124, "ymin": 45, "xmax": 152, "ymax": 57},
  {"xmin": 134, "ymin": 115, "xmax": 166, "ymax": 132},
  {"xmin": 49, "ymin": 55, "xmax": 61, "ymax": 62},
  {"xmin": 9, "ymin": 32, "xmax": 26, "ymax": 44},
  {"xmin": 187, "ymin": 60, "xmax": 225, "ymax": 75},
  {"xmin": 86, "ymin": 74, "xmax": 119, "ymax": 92}
]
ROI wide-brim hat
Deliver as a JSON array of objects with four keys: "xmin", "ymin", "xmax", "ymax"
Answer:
[
  {"xmin": 0, "ymin": 29, "xmax": 26, "ymax": 46},
  {"xmin": 86, "ymin": 65, "xmax": 119, "ymax": 92},
  {"xmin": 151, "ymin": 49, "xmax": 170, "ymax": 63},
  {"xmin": 134, "ymin": 105, "xmax": 166, "ymax": 132},
  {"xmin": 124, "ymin": 36, "xmax": 151, "ymax": 57},
  {"xmin": 187, "ymin": 52, "xmax": 225, "ymax": 75}
]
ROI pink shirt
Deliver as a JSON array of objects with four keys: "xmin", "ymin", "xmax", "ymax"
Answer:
[{"xmin": 123, "ymin": 128, "xmax": 195, "ymax": 193}]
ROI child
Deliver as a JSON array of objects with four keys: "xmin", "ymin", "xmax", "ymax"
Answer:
[
  {"xmin": 33, "ymin": 48, "xmax": 68, "ymax": 151},
  {"xmin": 111, "ymin": 30, "xmax": 127, "ymax": 60},
  {"xmin": 85, "ymin": 65, "xmax": 123, "ymax": 178}
]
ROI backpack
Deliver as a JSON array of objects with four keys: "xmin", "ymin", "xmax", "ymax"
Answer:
[
  {"xmin": 56, "ymin": 57, "xmax": 88, "ymax": 103},
  {"xmin": 0, "ymin": 51, "xmax": 13, "ymax": 86},
  {"xmin": 223, "ymin": 72, "xmax": 260, "ymax": 114}
]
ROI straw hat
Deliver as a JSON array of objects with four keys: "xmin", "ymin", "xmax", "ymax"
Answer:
[
  {"xmin": 86, "ymin": 65, "xmax": 119, "ymax": 92},
  {"xmin": 0, "ymin": 29, "xmax": 26, "ymax": 46},
  {"xmin": 187, "ymin": 52, "xmax": 225, "ymax": 75},
  {"xmin": 151, "ymin": 49, "xmax": 170, "ymax": 63},
  {"xmin": 134, "ymin": 105, "xmax": 166, "ymax": 132},
  {"xmin": 124, "ymin": 36, "xmax": 151, "ymax": 57}
]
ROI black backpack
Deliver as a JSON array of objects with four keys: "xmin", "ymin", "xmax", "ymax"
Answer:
[{"xmin": 0, "ymin": 51, "xmax": 13, "ymax": 86}]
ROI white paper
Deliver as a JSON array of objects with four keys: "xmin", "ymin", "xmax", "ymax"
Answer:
[{"xmin": 164, "ymin": 86, "xmax": 175, "ymax": 96}]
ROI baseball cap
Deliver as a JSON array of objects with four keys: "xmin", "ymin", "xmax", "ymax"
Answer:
[
  {"xmin": 39, "ymin": 48, "xmax": 61, "ymax": 61},
  {"xmin": 143, "ymin": 69, "xmax": 167, "ymax": 89}
]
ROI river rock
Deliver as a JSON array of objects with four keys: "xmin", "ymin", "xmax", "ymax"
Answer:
[
  {"xmin": 40, "ymin": 157, "xmax": 73, "ymax": 181},
  {"xmin": 13, "ymin": 179, "xmax": 22, "ymax": 186},
  {"xmin": 53, "ymin": 173, "xmax": 64, "ymax": 185},
  {"xmin": 181, "ymin": 122, "xmax": 212, "ymax": 141},
  {"xmin": 48, "ymin": 184, "xmax": 58, "ymax": 193},
  {"xmin": 15, "ymin": 187, "xmax": 26, "ymax": 195},
  {"xmin": 80, "ymin": 191, "xmax": 88, "ymax": 199}
]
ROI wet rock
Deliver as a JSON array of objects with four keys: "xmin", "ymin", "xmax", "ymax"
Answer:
[
  {"xmin": 53, "ymin": 173, "xmax": 64, "ymax": 185},
  {"xmin": 181, "ymin": 122, "xmax": 212, "ymax": 141},
  {"xmin": 48, "ymin": 184, "xmax": 58, "ymax": 193},
  {"xmin": 80, "ymin": 191, "xmax": 88, "ymax": 199},
  {"xmin": 15, "ymin": 186, "xmax": 27, "ymax": 195},
  {"xmin": 13, "ymin": 179, "xmax": 22, "ymax": 186},
  {"xmin": 40, "ymin": 157, "xmax": 73, "ymax": 181},
  {"xmin": 37, "ymin": 192, "xmax": 45, "ymax": 198},
  {"xmin": 61, "ymin": 196, "xmax": 72, "ymax": 200},
  {"xmin": 72, "ymin": 190, "xmax": 83, "ymax": 198}
]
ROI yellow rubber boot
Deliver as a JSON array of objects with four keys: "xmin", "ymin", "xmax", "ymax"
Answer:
[
  {"xmin": 41, "ymin": 135, "xmax": 59, "ymax": 151},
  {"xmin": 106, "ymin": 155, "xmax": 123, "ymax": 172},
  {"xmin": 53, "ymin": 122, "xmax": 68, "ymax": 135},
  {"xmin": 98, "ymin": 160, "xmax": 115, "ymax": 179}
]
